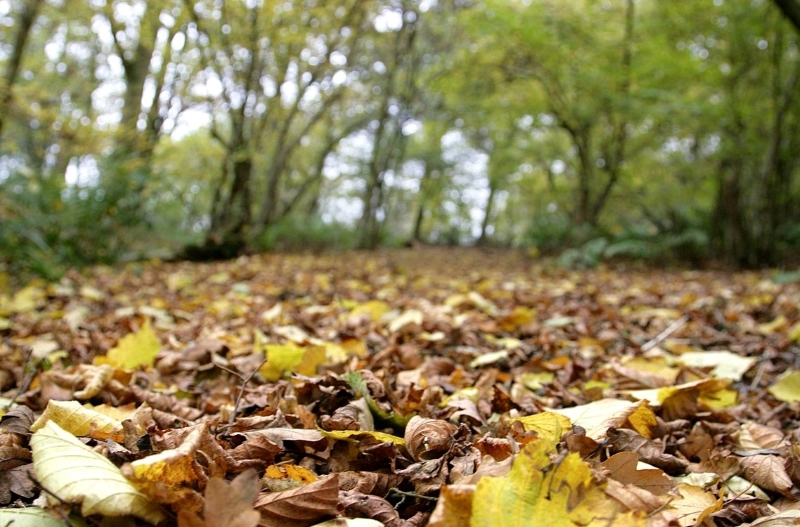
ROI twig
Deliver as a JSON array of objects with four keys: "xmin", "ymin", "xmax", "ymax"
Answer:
[
  {"xmin": 226, "ymin": 356, "xmax": 269, "ymax": 427},
  {"xmin": 641, "ymin": 315, "xmax": 689, "ymax": 352},
  {"xmin": 10, "ymin": 347, "xmax": 38, "ymax": 405}
]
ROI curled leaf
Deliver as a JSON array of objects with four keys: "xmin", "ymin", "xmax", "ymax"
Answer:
[{"xmin": 404, "ymin": 416, "xmax": 457, "ymax": 461}]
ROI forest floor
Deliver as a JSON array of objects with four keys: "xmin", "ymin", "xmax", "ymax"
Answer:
[{"xmin": 1, "ymin": 247, "xmax": 800, "ymax": 527}]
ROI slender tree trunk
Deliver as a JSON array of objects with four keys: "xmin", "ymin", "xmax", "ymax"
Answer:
[
  {"xmin": 477, "ymin": 179, "xmax": 498, "ymax": 246},
  {"xmin": 0, "ymin": 0, "xmax": 45, "ymax": 142},
  {"xmin": 772, "ymin": 0, "xmax": 800, "ymax": 33}
]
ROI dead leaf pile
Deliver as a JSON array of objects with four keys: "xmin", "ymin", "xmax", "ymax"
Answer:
[{"xmin": 1, "ymin": 248, "xmax": 800, "ymax": 526}]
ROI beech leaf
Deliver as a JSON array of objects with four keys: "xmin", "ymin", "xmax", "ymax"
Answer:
[
  {"xmin": 30, "ymin": 420, "xmax": 164, "ymax": 524},
  {"xmin": 30, "ymin": 399, "xmax": 124, "ymax": 441},
  {"xmin": 471, "ymin": 437, "xmax": 645, "ymax": 526},
  {"xmin": 255, "ymin": 474, "xmax": 339, "ymax": 527}
]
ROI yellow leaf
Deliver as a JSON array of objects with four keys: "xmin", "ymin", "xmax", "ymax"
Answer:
[
  {"xmin": 265, "ymin": 464, "xmax": 319, "ymax": 484},
  {"xmin": 471, "ymin": 438, "xmax": 644, "ymax": 527},
  {"xmin": 259, "ymin": 343, "xmax": 326, "ymax": 381},
  {"xmin": 627, "ymin": 404, "xmax": 658, "ymax": 439},
  {"xmin": 103, "ymin": 320, "xmax": 161, "ymax": 370},
  {"xmin": 509, "ymin": 412, "xmax": 572, "ymax": 443},
  {"xmin": 520, "ymin": 372, "xmax": 555, "ymax": 390},
  {"xmin": 319, "ymin": 429, "xmax": 406, "ymax": 448},
  {"xmin": 31, "ymin": 421, "xmax": 164, "ymax": 524},
  {"xmin": 7, "ymin": 284, "xmax": 45, "ymax": 314},
  {"xmin": 79, "ymin": 286, "xmax": 105, "ymax": 301},
  {"xmin": 30, "ymin": 400, "xmax": 124, "ymax": 442},
  {"xmin": 350, "ymin": 300, "xmax": 391, "ymax": 322},
  {"xmin": 757, "ymin": 315, "xmax": 788, "ymax": 335},
  {"xmin": 125, "ymin": 424, "xmax": 205, "ymax": 490},
  {"xmin": 388, "ymin": 309, "xmax": 423, "ymax": 332},
  {"xmin": 698, "ymin": 387, "xmax": 738, "ymax": 409},
  {"xmin": 789, "ymin": 322, "xmax": 800, "ymax": 344},
  {"xmin": 429, "ymin": 484, "xmax": 475, "ymax": 527},
  {"xmin": 768, "ymin": 371, "xmax": 800, "ymax": 403},
  {"xmin": 497, "ymin": 306, "xmax": 534, "ymax": 331}
]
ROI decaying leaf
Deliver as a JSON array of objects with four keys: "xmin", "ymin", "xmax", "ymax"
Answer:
[
  {"xmin": 4, "ymin": 248, "xmax": 800, "ymax": 527},
  {"xmin": 255, "ymin": 474, "xmax": 339, "ymax": 527},
  {"xmin": 177, "ymin": 469, "xmax": 260, "ymax": 527},
  {"xmin": 404, "ymin": 416, "xmax": 457, "ymax": 461}
]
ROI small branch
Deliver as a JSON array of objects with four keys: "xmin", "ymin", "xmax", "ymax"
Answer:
[
  {"xmin": 225, "ymin": 356, "xmax": 268, "ymax": 427},
  {"xmin": 641, "ymin": 315, "xmax": 688, "ymax": 352}
]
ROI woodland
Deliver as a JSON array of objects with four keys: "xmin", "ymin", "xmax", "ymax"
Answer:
[
  {"xmin": 0, "ymin": 0, "xmax": 800, "ymax": 277},
  {"xmin": 2, "ymin": 0, "xmax": 800, "ymax": 527}
]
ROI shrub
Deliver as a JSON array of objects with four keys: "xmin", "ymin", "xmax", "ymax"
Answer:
[{"xmin": 255, "ymin": 215, "xmax": 358, "ymax": 253}]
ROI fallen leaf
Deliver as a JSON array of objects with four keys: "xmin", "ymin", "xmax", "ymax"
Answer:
[
  {"xmin": 101, "ymin": 319, "xmax": 161, "ymax": 369},
  {"xmin": 30, "ymin": 399, "xmax": 124, "ymax": 441},
  {"xmin": 30, "ymin": 420, "xmax": 164, "ymax": 524},
  {"xmin": 0, "ymin": 507, "xmax": 72, "ymax": 527},
  {"xmin": 177, "ymin": 469, "xmax": 260, "ymax": 527},
  {"xmin": 768, "ymin": 371, "xmax": 800, "ymax": 403},
  {"xmin": 471, "ymin": 437, "xmax": 645, "ymax": 526},
  {"xmin": 255, "ymin": 474, "xmax": 339, "ymax": 527}
]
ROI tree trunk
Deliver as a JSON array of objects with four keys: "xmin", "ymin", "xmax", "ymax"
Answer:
[
  {"xmin": 0, "ymin": 0, "xmax": 45, "ymax": 142},
  {"xmin": 477, "ymin": 179, "xmax": 498, "ymax": 246},
  {"xmin": 772, "ymin": 0, "xmax": 800, "ymax": 33}
]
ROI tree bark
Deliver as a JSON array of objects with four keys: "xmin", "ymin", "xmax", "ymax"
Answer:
[
  {"xmin": 0, "ymin": 0, "xmax": 45, "ymax": 142},
  {"xmin": 772, "ymin": 0, "xmax": 800, "ymax": 33}
]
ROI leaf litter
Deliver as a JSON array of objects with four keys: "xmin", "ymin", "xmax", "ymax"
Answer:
[{"xmin": 1, "ymin": 248, "xmax": 800, "ymax": 526}]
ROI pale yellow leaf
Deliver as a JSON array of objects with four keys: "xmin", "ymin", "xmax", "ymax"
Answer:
[
  {"xmin": 549, "ymin": 399, "xmax": 641, "ymax": 440},
  {"xmin": 388, "ymin": 309, "xmax": 423, "ymax": 332},
  {"xmin": 31, "ymin": 421, "xmax": 164, "ymax": 524},
  {"xmin": 30, "ymin": 399, "xmax": 123, "ymax": 441},
  {"xmin": 665, "ymin": 483, "xmax": 722, "ymax": 527},
  {"xmin": 0, "ymin": 507, "xmax": 72, "ymax": 527},
  {"xmin": 676, "ymin": 351, "xmax": 756, "ymax": 381}
]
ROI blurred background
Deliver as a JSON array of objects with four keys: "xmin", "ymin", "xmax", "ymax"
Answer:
[{"xmin": 1, "ymin": 0, "xmax": 799, "ymax": 280}]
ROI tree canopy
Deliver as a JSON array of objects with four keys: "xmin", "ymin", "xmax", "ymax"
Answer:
[{"xmin": 1, "ymin": 0, "xmax": 799, "ymax": 277}]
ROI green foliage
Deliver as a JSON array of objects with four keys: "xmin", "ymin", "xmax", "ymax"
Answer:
[
  {"xmin": 254, "ymin": 215, "xmax": 358, "ymax": 253},
  {"xmin": 524, "ymin": 213, "xmax": 599, "ymax": 255},
  {"xmin": 0, "ymin": 160, "xmax": 148, "ymax": 281},
  {"xmin": 556, "ymin": 222, "xmax": 709, "ymax": 269}
]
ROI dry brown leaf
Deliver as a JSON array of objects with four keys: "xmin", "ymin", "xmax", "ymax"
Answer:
[
  {"xmin": 602, "ymin": 452, "xmax": 672, "ymax": 495},
  {"xmin": 404, "ymin": 416, "xmax": 457, "ymax": 461},
  {"xmin": 178, "ymin": 469, "xmax": 261, "ymax": 527},
  {"xmin": 604, "ymin": 479, "xmax": 667, "ymax": 513},
  {"xmin": 606, "ymin": 428, "xmax": 689, "ymax": 475},
  {"xmin": 255, "ymin": 474, "xmax": 339, "ymax": 527},
  {"xmin": 339, "ymin": 490, "xmax": 415, "ymax": 527},
  {"xmin": 739, "ymin": 454, "xmax": 794, "ymax": 496},
  {"xmin": 738, "ymin": 422, "xmax": 786, "ymax": 450}
]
